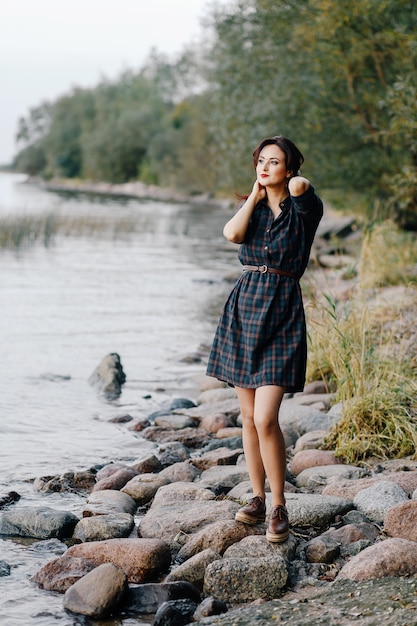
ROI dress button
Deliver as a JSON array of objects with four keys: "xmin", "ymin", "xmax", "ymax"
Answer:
[{"xmin": 264, "ymin": 246, "xmax": 268, "ymax": 250}]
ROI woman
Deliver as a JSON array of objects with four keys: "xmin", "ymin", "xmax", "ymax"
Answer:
[{"xmin": 206, "ymin": 135, "xmax": 323, "ymax": 542}]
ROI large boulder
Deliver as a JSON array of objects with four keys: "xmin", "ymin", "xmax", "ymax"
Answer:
[
  {"xmin": 66, "ymin": 538, "xmax": 171, "ymax": 583},
  {"xmin": 0, "ymin": 507, "xmax": 79, "ymax": 539},
  {"xmin": 88, "ymin": 352, "xmax": 126, "ymax": 398},
  {"xmin": 64, "ymin": 563, "xmax": 127, "ymax": 617},
  {"xmin": 338, "ymin": 538, "xmax": 417, "ymax": 581}
]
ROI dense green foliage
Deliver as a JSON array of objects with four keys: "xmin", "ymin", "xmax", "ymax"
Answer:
[{"xmin": 14, "ymin": 0, "xmax": 417, "ymax": 226}]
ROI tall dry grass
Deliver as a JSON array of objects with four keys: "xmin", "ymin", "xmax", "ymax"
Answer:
[
  {"xmin": 306, "ymin": 220, "xmax": 417, "ymax": 463},
  {"xmin": 0, "ymin": 213, "xmax": 138, "ymax": 250}
]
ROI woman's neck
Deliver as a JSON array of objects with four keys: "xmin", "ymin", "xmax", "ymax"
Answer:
[{"xmin": 265, "ymin": 186, "xmax": 288, "ymax": 216}]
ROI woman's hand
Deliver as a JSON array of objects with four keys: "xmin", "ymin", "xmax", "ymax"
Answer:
[
  {"xmin": 288, "ymin": 176, "xmax": 310, "ymax": 197},
  {"xmin": 250, "ymin": 179, "xmax": 267, "ymax": 204}
]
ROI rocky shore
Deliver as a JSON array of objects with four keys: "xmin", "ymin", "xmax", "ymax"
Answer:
[{"xmin": 1, "ymin": 365, "xmax": 417, "ymax": 624}]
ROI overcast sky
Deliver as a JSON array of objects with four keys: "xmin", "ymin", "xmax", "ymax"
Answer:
[{"xmin": 0, "ymin": 0, "xmax": 223, "ymax": 164}]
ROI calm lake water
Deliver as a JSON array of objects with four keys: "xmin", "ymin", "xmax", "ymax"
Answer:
[{"xmin": 0, "ymin": 172, "xmax": 236, "ymax": 625}]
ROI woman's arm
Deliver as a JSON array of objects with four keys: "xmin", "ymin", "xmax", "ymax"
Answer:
[{"xmin": 223, "ymin": 180, "xmax": 266, "ymax": 243}]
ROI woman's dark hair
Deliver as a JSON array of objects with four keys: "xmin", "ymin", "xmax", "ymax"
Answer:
[{"xmin": 252, "ymin": 135, "xmax": 304, "ymax": 177}]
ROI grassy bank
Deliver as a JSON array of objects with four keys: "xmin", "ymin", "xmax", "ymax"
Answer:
[{"xmin": 306, "ymin": 220, "xmax": 417, "ymax": 463}]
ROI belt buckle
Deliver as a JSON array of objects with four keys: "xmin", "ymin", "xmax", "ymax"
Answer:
[{"xmin": 259, "ymin": 265, "xmax": 268, "ymax": 273}]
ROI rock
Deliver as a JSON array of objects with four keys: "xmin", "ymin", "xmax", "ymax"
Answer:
[
  {"xmin": 91, "ymin": 466, "xmax": 138, "ymax": 492},
  {"xmin": 304, "ymin": 537, "xmax": 340, "ymax": 563},
  {"xmin": 140, "ymin": 426, "xmax": 210, "ymax": 448},
  {"xmin": 176, "ymin": 398, "xmax": 241, "ymax": 424},
  {"xmin": 0, "ymin": 491, "xmax": 21, "ymax": 509},
  {"xmin": 200, "ymin": 436, "xmax": 243, "ymax": 453},
  {"xmin": 198, "ymin": 387, "xmax": 237, "ymax": 404},
  {"xmin": 290, "ymin": 392, "xmax": 336, "ymax": 408},
  {"xmin": 157, "ymin": 442, "xmax": 190, "ymax": 467},
  {"xmin": 198, "ymin": 465, "xmax": 250, "ymax": 494},
  {"xmin": 223, "ymin": 534, "xmax": 297, "ymax": 562},
  {"xmin": 31, "ymin": 555, "xmax": 96, "ymax": 592},
  {"xmin": 323, "ymin": 471, "xmax": 417, "ymax": 499},
  {"xmin": 0, "ymin": 506, "xmax": 79, "ymax": 539},
  {"xmin": 95, "ymin": 463, "xmax": 130, "ymax": 481},
  {"xmin": 121, "ymin": 474, "xmax": 169, "ymax": 505},
  {"xmin": 320, "ymin": 522, "xmax": 379, "ymax": 547},
  {"xmin": 83, "ymin": 489, "xmax": 137, "ymax": 516},
  {"xmin": 154, "ymin": 414, "xmax": 198, "ymax": 430},
  {"xmin": 303, "ymin": 380, "xmax": 334, "ymax": 394},
  {"xmin": 290, "ymin": 449, "xmax": 341, "ymax": 476},
  {"xmin": 293, "ymin": 430, "xmax": 327, "ymax": 453},
  {"xmin": 158, "ymin": 461, "xmax": 201, "ymax": 483},
  {"xmin": 0, "ymin": 560, "xmax": 11, "ymax": 576},
  {"xmin": 130, "ymin": 454, "xmax": 162, "ymax": 474},
  {"xmin": 200, "ymin": 414, "xmax": 237, "ymax": 433},
  {"xmin": 204, "ymin": 555, "xmax": 288, "ymax": 603},
  {"xmin": 72, "ymin": 512, "xmax": 134, "ymax": 542},
  {"xmin": 353, "ymin": 481, "xmax": 409, "ymax": 523},
  {"xmin": 139, "ymin": 500, "xmax": 239, "ymax": 544},
  {"xmin": 338, "ymin": 538, "xmax": 417, "ymax": 581},
  {"xmin": 191, "ymin": 447, "xmax": 244, "ymax": 472},
  {"xmin": 285, "ymin": 492, "xmax": 353, "ymax": 528},
  {"xmin": 177, "ymin": 519, "xmax": 266, "ymax": 562},
  {"xmin": 33, "ymin": 470, "xmax": 96, "ymax": 492},
  {"xmin": 109, "ymin": 413, "xmax": 133, "ymax": 423},
  {"xmin": 66, "ymin": 538, "xmax": 171, "ymax": 583},
  {"xmin": 153, "ymin": 598, "xmax": 199, "ymax": 626},
  {"xmin": 384, "ymin": 500, "xmax": 417, "ymax": 541},
  {"xmin": 88, "ymin": 352, "xmax": 126, "ymax": 398},
  {"xmin": 295, "ymin": 464, "xmax": 367, "ymax": 489},
  {"xmin": 342, "ymin": 510, "xmax": 371, "ymax": 525},
  {"xmin": 279, "ymin": 400, "xmax": 340, "ymax": 437},
  {"xmin": 193, "ymin": 596, "xmax": 228, "ymax": 620},
  {"xmin": 64, "ymin": 562, "xmax": 128, "ymax": 617},
  {"xmin": 152, "ymin": 483, "xmax": 215, "ymax": 508},
  {"xmin": 164, "ymin": 549, "xmax": 221, "ymax": 589},
  {"xmin": 192, "ymin": 576, "xmax": 417, "ymax": 625},
  {"xmin": 124, "ymin": 581, "xmax": 200, "ymax": 615},
  {"xmin": 216, "ymin": 427, "xmax": 243, "ymax": 439},
  {"xmin": 129, "ymin": 418, "xmax": 151, "ymax": 431}
]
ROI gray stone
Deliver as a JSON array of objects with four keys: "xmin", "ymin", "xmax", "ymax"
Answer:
[
  {"xmin": 164, "ymin": 549, "xmax": 221, "ymax": 590},
  {"xmin": 83, "ymin": 489, "xmax": 137, "ymax": 516},
  {"xmin": 295, "ymin": 464, "xmax": 367, "ymax": 489},
  {"xmin": 72, "ymin": 513, "xmax": 134, "ymax": 542},
  {"xmin": 285, "ymin": 492, "xmax": 353, "ymax": 528},
  {"xmin": 193, "ymin": 596, "xmax": 228, "ymax": 621},
  {"xmin": 155, "ymin": 414, "xmax": 198, "ymax": 430},
  {"xmin": 152, "ymin": 483, "xmax": 215, "ymax": 508},
  {"xmin": 223, "ymin": 534, "xmax": 297, "ymax": 561},
  {"xmin": 177, "ymin": 519, "xmax": 265, "ymax": 562},
  {"xmin": 88, "ymin": 352, "xmax": 126, "ymax": 398},
  {"xmin": 157, "ymin": 442, "xmax": 190, "ymax": 467},
  {"xmin": 158, "ymin": 461, "xmax": 201, "ymax": 483},
  {"xmin": 0, "ymin": 560, "xmax": 11, "ymax": 576},
  {"xmin": 279, "ymin": 400, "xmax": 341, "ymax": 436},
  {"xmin": 353, "ymin": 481, "xmax": 409, "ymax": 523},
  {"xmin": 204, "ymin": 556, "xmax": 288, "ymax": 603},
  {"xmin": 198, "ymin": 465, "xmax": 249, "ymax": 493},
  {"xmin": 153, "ymin": 599, "xmax": 199, "ymax": 626},
  {"xmin": 0, "ymin": 506, "xmax": 79, "ymax": 539},
  {"xmin": 64, "ymin": 563, "xmax": 128, "ymax": 617},
  {"xmin": 305, "ymin": 537, "xmax": 340, "ymax": 563},
  {"xmin": 124, "ymin": 581, "xmax": 200, "ymax": 614},
  {"xmin": 294, "ymin": 430, "xmax": 327, "ymax": 453},
  {"xmin": 121, "ymin": 474, "xmax": 169, "ymax": 504},
  {"xmin": 139, "ymin": 500, "xmax": 239, "ymax": 544}
]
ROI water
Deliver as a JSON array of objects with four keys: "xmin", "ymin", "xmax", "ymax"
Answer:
[{"xmin": 0, "ymin": 173, "xmax": 237, "ymax": 624}]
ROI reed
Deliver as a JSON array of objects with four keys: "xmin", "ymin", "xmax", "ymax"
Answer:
[
  {"xmin": 0, "ymin": 213, "xmax": 138, "ymax": 249},
  {"xmin": 306, "ymin": 219, "xmax": 417, "ymax": 463}
]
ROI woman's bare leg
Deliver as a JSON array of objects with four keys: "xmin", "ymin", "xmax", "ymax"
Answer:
[
  {"xmin": 235, "ymin": 386, "xmax": 266, "ymax": 499},
  {"xmin": 253, "ymin": 385, "xmax": 286, "ymax": 507}
]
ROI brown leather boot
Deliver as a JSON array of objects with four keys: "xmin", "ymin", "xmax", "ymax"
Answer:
[
  {"xmin": 235, "ymin": 496, "xmax": 266, "ymax": 524},
  {"xmin": 266, "ymin": 505, "xmax": 289, "ymax": 542}
]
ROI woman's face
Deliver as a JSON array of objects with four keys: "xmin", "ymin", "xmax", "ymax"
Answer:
[{"xmin": 256, "ymin": 144, "xmax": 291, "ymax": 188}]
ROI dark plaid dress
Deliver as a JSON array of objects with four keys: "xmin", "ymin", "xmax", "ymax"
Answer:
[{"xmin": 206, "ymin": 185, "xmax": 323, "ymax": 391}]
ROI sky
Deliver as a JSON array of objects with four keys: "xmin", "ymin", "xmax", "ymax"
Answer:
[{"xmin": 0, "ymin": 0, "xmax": 223, "ymax": 165}]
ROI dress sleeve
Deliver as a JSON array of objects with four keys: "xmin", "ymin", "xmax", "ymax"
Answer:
[{"xmin": 290, "ymin": 185, "xmax": 323, "ymax": 224}]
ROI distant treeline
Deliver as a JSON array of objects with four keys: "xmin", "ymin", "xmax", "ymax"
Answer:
[{"xmin": 14, "ymin": 0, "xmax": 417, "ymax": 228}]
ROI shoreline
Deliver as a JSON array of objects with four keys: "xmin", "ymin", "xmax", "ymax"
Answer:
[{"xmin": 24, "ymin": 175, "xmax": 233, "ymax": 209}]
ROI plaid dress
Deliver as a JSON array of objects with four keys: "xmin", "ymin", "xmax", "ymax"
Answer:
[{"xmin": 206, "ymin": 185, "xmax": 323, "ymax": 391}]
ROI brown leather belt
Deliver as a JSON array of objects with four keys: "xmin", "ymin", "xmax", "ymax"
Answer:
[{"xmin": 242, "ymin": 264, "xmax": 299, "ymax": 280}]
